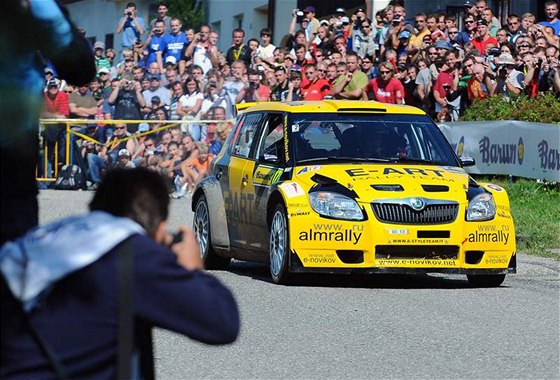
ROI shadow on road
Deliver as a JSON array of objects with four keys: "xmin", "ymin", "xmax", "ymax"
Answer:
[{"xmin": 223, "ymin": 260, "xmax": 508, "ymax": 289}]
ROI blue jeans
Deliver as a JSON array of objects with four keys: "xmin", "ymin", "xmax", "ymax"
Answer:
[{"xmin": 87, "ymin": 153, "xmax": 106, "ymax": 184}]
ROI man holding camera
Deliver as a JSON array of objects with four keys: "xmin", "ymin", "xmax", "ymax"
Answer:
[
  {"xmin": 108, "ymin": 74, "xmax": 146, "ymax": 133},
  {"xmin": 1, "ymin": 168, "xmax": 239, "ymax": 379},
  {"xmin": 116, "ymin": 2, "xmax": 145, "ymax": 52},
  {"xmin": 183, "ymin": 25, "xmax": 219, "ymax": 76},
  {"xmin": 495, "ymin": 53, "xmax": 525, "ymax": 97}
]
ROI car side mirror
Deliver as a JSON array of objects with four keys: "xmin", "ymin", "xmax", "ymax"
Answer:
[{"xmin": 460, "ymin": 156, "xmax": 476, "ymax": 167}]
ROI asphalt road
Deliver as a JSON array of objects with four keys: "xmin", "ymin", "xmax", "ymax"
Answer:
[{"xmin": 39, "ymin": 190, "xmax": 560, "ymax": 379}]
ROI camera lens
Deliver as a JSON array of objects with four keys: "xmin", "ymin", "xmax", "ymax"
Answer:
[{"xmin": 127, "ymin": 11, "xmax": 132, "ymax": 16}]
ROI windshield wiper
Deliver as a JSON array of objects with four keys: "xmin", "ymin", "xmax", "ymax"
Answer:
[{"xmin": 297, "ymin": 156, "xmax": 391, "ymax": 164}]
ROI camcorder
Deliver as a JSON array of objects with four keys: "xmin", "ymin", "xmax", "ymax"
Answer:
[{"xmin": 498, "ymin": 65, "xmax": 508, "ymax": 76}]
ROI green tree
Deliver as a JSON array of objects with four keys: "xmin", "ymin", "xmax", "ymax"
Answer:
[{"xmin": 165, "ymin": 0, "xmax": 204, "ymax": 30}]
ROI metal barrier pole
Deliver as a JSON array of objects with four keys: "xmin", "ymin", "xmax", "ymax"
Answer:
[
  {"xmin": 54, "ymin": 141, "xmax": 58, "ymax": 177},
  {"xmin": 66, "ymin": 121, "xmax": 71, "ymax": 166}
]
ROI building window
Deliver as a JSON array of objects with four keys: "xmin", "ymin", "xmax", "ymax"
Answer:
[
  {"xmin": 234, "ymin": 14, "xmax": 243, "ymax": 30},
  {"xmin": 105, "ymin": 34, "xmax": 114, "ymax": 50}
]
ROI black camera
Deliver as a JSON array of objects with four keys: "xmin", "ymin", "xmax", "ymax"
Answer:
[
  {"xmin": 498, "ymin": 65, "xmax": 507, "ymax": 76},
  {"xmin": 127, "ymin": 11, "xmax": 132, "ymax": 17}
]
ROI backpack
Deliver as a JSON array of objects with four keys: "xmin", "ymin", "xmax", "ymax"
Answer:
[{"xmin": 53, "ymin": 164, "xmax": 86, "ymax": 190}]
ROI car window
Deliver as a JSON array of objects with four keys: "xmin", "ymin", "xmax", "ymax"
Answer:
[
  {"xmin": 231, "ymin": 113, "xmax": 262, "ymax": 158},
  {"xmin": 255, "ymin": 114, "xmax": 285, "ymax": 162},
  {"xmin": 289, "ymin": 114, "xmax": 458, "ymax": 166}
]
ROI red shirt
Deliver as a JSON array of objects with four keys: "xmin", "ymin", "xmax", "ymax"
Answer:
[
  {"xmin": 471, "ymin": 35, "xmax": 498, "ymax": 56},
  {"xmin": 366, "ymin": 77, "xmax": 404, "ymax": 104},
  {"xmin": 303, "ymin": 79, "xmax": 331, "ymax": 100},
  {"xmin": 434, "ymin": 71, "xmax": 453, "ymax": 99},
  {"xmin": 43, "ymin": 91, "xmax": 69, "ymax": 117}
]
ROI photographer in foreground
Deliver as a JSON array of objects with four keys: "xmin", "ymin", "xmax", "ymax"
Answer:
[{"xmin": 0, "ymin": 168, "xmax": 240, "ymax": 379}]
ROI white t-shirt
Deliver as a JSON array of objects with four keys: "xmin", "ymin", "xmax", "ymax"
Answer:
[
  {"xmin": 179, "ymin": 92, "xmax": 204, "ymax": 116},
  {"xmin": 193, "ymin": 44, "xmax": 214, "ymax": 74}
]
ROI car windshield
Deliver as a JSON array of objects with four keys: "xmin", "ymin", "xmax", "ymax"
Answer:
[{"xmin": 289, "ymin": 113, "xmax": 459, "ymax": 166}]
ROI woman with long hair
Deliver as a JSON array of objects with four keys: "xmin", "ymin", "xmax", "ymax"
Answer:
[{"xmin": 176, "ymin": 77, "xmax": 203, "ymax": 140}]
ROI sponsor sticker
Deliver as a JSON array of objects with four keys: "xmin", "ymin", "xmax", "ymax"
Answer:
[
  {"xmin": 487, "ymin": 184, "xmax": 503, "ymax": 192},
  {"xmin": 280, "ymin": 182, "xmax": 305, "ymax": 198}
]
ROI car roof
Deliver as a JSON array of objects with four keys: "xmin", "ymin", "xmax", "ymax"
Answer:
[{"xmin": 236, "ymin": 100, "xmax": 426, "ymax": 115}]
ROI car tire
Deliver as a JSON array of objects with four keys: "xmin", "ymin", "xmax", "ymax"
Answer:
[
  {"xmin": 193, "ymin": 194, "xmax": 230, "ymax": 270},
  {"xmin": 269, "ymin": 204, "xmax": 291, "ymax": 284},
  {"xmin": 467, "ymin": 274, "xmax": 506, "ymax": 287}
]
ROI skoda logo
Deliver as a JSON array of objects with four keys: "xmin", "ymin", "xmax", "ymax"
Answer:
[{"xmin": 410, "ymin": 197, "xmax": 425, "ymax": 211}]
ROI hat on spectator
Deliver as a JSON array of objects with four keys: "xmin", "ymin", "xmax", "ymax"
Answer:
[
  {"xmin": 340, "ymin": 16, "xmax": 350, "ymax": 25},
  {"xmin": 335, "ymin": 7, "xmax": 346, "ymax": 15},
  {"xmin": 93, "ymin": 41, "xmax": 105, "ymax": 50},
  {"xmin": 319, "ymin": 19, "xmax": 329, "ymax": 26},
  {"xmin": 290, "ymin": 64, "xmax": 302, "ymax": 71},
  {"xmin": 151, "ymin": 96, "xmax": 161, "ymax": 104},
  {"xmin": 98, "ymin": 67, "xmax": 110, "ymax": 75},
  {"xmin": 44, "ymin": 67, "xmax": 54, "ymax": 75},
  {"xmin": 47, "ymin": 78, "xmax": 60, "ymax": 88},
  {"xmin": 137, "ymin": 123, "xmax": 150, "ymax": 133},
  {"xmin": 435, "ymin": 40, "xmax": 454, "ymax": 50},
  {"xmin": 149, "ymin": 73, "xmax": 161, "ymax": 81},
  {"xmin": 398, "ymin": 30, "xmax": 411, "ymax": 39},
  {"xmin": 118, "ymin": 149, "xmax": 130, "ymax": 157},
  {"xmin": 165, "ymin": 56, "xmax": 177, "ymax": 65},
  {"xmin": 463, "ymin": 0, "xmax": 474, "ymax": 6},
  {"xmin": 477, "ymin": 19, "xmax": 488, "ymax": 26},
  {"xmin": 303, "ymin": 6, "xmax": 316, "ymax": 13},
  {"xmin": 496, "ymin": 53, "xmax": 515, "ymax": 65}
]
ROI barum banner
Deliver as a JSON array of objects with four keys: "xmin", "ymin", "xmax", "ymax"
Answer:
[{"xmin": 438, "ymin": 121, "xmax": 560, "ymax": 182}]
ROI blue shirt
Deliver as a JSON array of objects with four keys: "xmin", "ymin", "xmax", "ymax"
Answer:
[
  {"xmin": 538, "ymin": 20, "xmax": 560, "ymax": 36},
  {"xmin": 146, "ymin": 34, "xmax": 164, "ymax": 66},
  {"xmin": 159, "ymin": 32, "xmax": 189, "ymax": 63},
  {"xmin": 119, "ymin": 16, "xmax": 146, "ymax": 48}
]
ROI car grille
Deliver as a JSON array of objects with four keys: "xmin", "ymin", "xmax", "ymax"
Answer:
[{"xmin": 371, "ymin": 202, "xmax": 459, "ymax": 224}]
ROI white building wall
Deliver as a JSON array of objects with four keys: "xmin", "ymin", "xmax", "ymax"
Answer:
[{"xmin": 207, "ymin": 0, "xmax": 297, "ymax": 51}]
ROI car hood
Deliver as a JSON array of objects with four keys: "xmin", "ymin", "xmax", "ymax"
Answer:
[{"xmin": 293, "ymin": 164, "xmax": 470, "ymax": 202}]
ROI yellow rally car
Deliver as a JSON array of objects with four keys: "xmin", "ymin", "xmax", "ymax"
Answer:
[{"xmin": 192, "ymin": 100, "xmax": 516, "ymax": 286}]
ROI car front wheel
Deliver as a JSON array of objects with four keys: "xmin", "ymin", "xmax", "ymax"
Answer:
[
  {"xmin": 467, "ymin": 274, "xmax": 506, "ymax": 287},
  {"xmin": 269, "ymin": 204, "xmax": 291, "ymax": 284},
  {"xmin": 194, "ymin": 194, "xmax": 230, "ymax": 270}
]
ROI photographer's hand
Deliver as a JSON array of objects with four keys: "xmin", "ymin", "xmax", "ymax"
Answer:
[{"xmin": 170, "ymin": 226, "xmax": 204, "ymax": 271}]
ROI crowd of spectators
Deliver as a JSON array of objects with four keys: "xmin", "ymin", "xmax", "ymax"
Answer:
[{"xmin": 40, "ymin": 0, "xmax": 560, "ymax": 194}]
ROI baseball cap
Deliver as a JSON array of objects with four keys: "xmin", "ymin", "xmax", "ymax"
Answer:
[
  {"xmin": 93, "ymin": 41, "xmax": 105, "ymax": 50},
  {"xmin": 98, "ymin": 67, "xmax": 110, "ymax": 75},
  {"xmin": 435, "ymin": 40, "xmax": 454, "ymax": 50},
  {"xmin": 44, "ymin": 67, "xmax": 54, "ymax": 75},
  {"xmin": 118, "ymin": 149, "xmax": 130, "ymax": 157},
  {"xmin": 165, "ymin": 56, "xmax": 177, "ymax": 65},
  {"xmin": 151, "ymin": 95, "xmax": 161, "ymax": 103},
  {"xmin": 335, "ymin": 7, "xmax": 346, "ymax": 14},
  {"xmin": 137, "ymin": 123, "xmax": 150, "ymax": 133},
  {"xmin": 319, "ymin": 19, "xmax": 329, "ymax": 26},
  {"xmin": 47, "ymin": 78, "xmax": 59, "ymax": 88},
  {"xmin": 477, "ymin": 19, "xmax": 488, "ymax": 26},
  {"xmin": 303, "ymin": 6, "xmax": 316, "ymax": 13},
  {"xmin": 398, "ymin": 30, "xmax": 411, "ymax": 40},
  {"xmin": 463, "ymin": 0, "xmax": 474, "ymax": 6},
  {"xmin": 149, "ymin": 73, "xmax": 161, "ymax": 81},
  {"xmin": 496, "ymin": 53, "xmax": 515, "ymax": 65},
  {"xmin": 341, "ymin": 16, "xmax": 350, "ymax": 25}
]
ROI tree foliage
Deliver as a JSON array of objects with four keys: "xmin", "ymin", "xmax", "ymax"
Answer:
[{"xmin": 165, "ymin": 0, "xmax": 204, "ymax": 30}]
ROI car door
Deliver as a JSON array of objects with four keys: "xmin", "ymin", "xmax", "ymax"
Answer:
[
  {"xmin": 242, "ymin": 112, "xmax": 287, "ymax": 252},
  {"xmin": 225, "ymin": 112, "xmax": 263, "ymax": 249}
]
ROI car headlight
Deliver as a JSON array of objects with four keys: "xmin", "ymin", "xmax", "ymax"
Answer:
[
  {"xmin": 466, "ymin": 193, "xmax": 496, "ymax": 221},
  {"xmin": 309, "ymin": 191, "xmax": 363, "ymax": 221}
]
